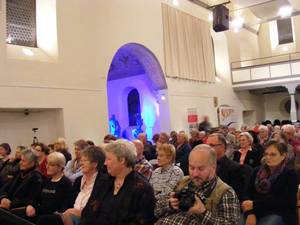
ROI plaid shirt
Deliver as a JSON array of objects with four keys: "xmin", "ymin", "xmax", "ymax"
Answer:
[
  {"xmin": 155, "ymin": 176, "xmax": 240, "ymax": 225},
  {"xmin": 134, "ymin": 156, "xmax": 153, "ymax": 180},
  {"xmin": 150, "ymin": 165, "xmax": 184, "ymax": 199}
]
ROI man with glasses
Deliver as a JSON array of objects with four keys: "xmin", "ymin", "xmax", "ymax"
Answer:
[
  {"xmin": 155, "ymin": 144, "xmax": 240, "ymax": 225},
  {"xmin": 206, "ymin": 133, "xmax": 252, "ymax": 201}
]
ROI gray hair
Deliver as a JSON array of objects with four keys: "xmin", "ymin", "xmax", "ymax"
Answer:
[
  {"xmin": 47, "ymin": 152, "xmax": 66, "ymax": 168},
  {"xmin": 193, "ymin": 144, "xmax": 217, "ymax": 165},
  {"xmin": 21, "ymin": 149, "xmax": 38, "ymax": 166},
  {"xmin": 104, "ymin": 139, "xmax": 137, "ymax": 168},
  {"xmin": 259, "ymin": 125, "xmax": 268, "ymax": 132},
  {"xmin": 239, "ymin": 132, "xmax": 253, "ymax": 144},
  {"xmin": 81, "ymin": 146, "xmax": 106, "ymax": 171}
]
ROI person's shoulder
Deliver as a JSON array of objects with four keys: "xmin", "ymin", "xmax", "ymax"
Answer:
[
  {"xmin": 60, "ymin": 175, "xmax": 72, "ymax": 186},
  {"xmin": 173, "ymin": 165, "xmax": 184, "ymax": 173},
  {"xmin": 282, "ymin": 167, "xmax": 298, "ymax": 178}
]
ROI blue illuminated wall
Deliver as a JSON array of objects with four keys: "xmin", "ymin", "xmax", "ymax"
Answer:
[
  {"xmin": 107, "ymin": 44, "xmax": 169, "ymax": 140},
  {"xmin": 107, "ymin": 74, "xmax": 159, "ymax": 140}
]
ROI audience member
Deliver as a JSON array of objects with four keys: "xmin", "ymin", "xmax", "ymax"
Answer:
[
  {"xmin": 169, "ymin": 131, "xmax": 178, "ymax": 148},
  {"xmin": 133, "ymin": 140, "xmax": 153, "ymax": 180},
  {"xmin": 15, "ymin": 152, "xmax": 72, "ymax": 222},
  {"xmin": 207, "ymin": 133, "xmax": 252, "ymax": 201},
  {"xmin": 0, "ymin": 145, "xmax": 25, "ymax": 185},
  {"xmin": 0, "ymin": 143, "xmax": 12, "ymax": 185},
  {"xmin": 64, "ymin": 139, "xmax": 89, "ymax": 183},
  {"xmin": 189, "ymin": 129, "xmax": 203, "ymax": 149},
  {"xmin": 258, "ymin": 125, "xmax": 269, "ymax": 146},
  {"xmin": 35, "ymin": 143, "xmax": 50, "ymax": 177},
  {"xmin": 150, "ymin": 144, "xmax": 183, "ymax": 199},
  {"xmin": 103, "ymin": 134, "xmax": 117, "ymax": 143},
  {"xmin": 37, "ymin": 145, "xmax": 106, "ymax": 225},
  {"xmin": 175, "ymin": 131, "xmax": 191, "ymax": 175},
  {"xmin": 79, "ymin": 140, "xmax": 156, "ymax": 225},
  {"xmin": 138, "ymin": 133, "xmax": 156, "ymax": 160},
  {"xmin": 0, "ymin": 149, "xmax": 43, "ymax": 210},
  {"xmin": 233, "ymin": 132, "xmax": 262, "ymax": 168},
  {"xmin": 155, "ymin": 144, "xmax": 240, "ymax": 225},
  {"xmin": 241, "ymin": 140, "xmax": 298, "ymax": 225}
]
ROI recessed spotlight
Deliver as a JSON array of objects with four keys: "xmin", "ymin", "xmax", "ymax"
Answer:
[
  {"xmin": 208, "ymin": 13, "xmax": 213, "ymax": 22},
  {"xmin": 22, "ymin": 48, "xmax": 34, "ymax": 56},
  {"xmin": 278, "ymin": 5, "xmax": 293, "ymax": 18},
  {"xmin": 231, "ymin": 17, "xmax": 244, "ymax": 29},
  {"xmin": 215, "ymin": 76, "xmax": 221, "ymax": 83},
  {"xmin": 161, "ymin": 95, "xmax": 166, "ymax": 101},
  {"xmin": 172, "ymin": 0, "xmax": 179, "ymax": 6}
]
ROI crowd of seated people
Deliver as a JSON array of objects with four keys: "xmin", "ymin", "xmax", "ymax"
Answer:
[{"xmin": 0, "ymin": 119, "xmax": 300, "ymax": 225}]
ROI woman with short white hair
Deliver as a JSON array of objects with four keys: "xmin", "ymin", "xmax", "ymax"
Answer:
[{"xmin": 233, "ymin": 132, "xmax": 263, "ymax": 168}]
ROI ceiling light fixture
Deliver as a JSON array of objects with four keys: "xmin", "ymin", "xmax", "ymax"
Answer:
[
  {"xmin": 231, "ymin": 17, "xmax": 244, "ymax": 29},
  {"xmin": 208, "ymin": 12, "xmax": 213, "ymax": 22},
  {"xmin": 22, "ymin": 48, "xmax": 34, "ymax": 56},
  {"xmin": 278, "ymin": 5, "xmax": 293, "ymax": 18},
  {"xmin": 172, "ymin": 0, "xmax": 179, "ymax": 6}
]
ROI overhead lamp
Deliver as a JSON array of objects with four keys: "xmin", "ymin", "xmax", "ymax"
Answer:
[
  {"xmin": 22, "ymin": 48, "xmax": 34, "ymax": 56},
  {"xmin": 172, "ymin": 0, "xmax": 179, "ymax": 6},
  {"xmin": 215, "ymin": 76, "xmax": 221, "ymax": 83},
  {"xmin": 278, "ymin": 5, "xmax": 293, "ymax": 18},
  {"xmin": 208, "ymin": 12, "xmax": 213, "ymax": 22},
  {"xmin": 231, "ymin": 17, "xmax": 244, "ymax": 30},
  {"xmin": 161, "ymin": 95, "xmax": 166, "ymax": 101}
]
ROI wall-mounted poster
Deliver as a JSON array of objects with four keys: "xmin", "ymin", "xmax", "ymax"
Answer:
[
  {"xmin": 187, "ymin": 108, "xmax": 198, "ymax": 130},
  {"xmin": 218, "ymin": 105, "xmax": 237, "ymax": 126}
]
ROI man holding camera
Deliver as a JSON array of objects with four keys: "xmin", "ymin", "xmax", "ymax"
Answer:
[{"xmin": 155, "ymin": 144, "xmax": 240, "ymax": 225}]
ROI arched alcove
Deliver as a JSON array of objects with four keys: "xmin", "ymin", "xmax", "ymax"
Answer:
[{"xmin": 107, "ymin": 43, "xmax": 170, "ymax": 140}]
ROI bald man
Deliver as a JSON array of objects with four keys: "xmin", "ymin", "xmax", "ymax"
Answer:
[
  {"xmin": 155, "ymin": 144, "xmax": 240, "ymax": 225},
  {"xmin": 133, "ymin": 140, "xmax": 153, "ymax": 180}
]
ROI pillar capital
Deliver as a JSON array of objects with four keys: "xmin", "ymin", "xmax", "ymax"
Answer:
[{"xmin": 284, "ymin": 83, "xmax": 298, "ymax": 95}]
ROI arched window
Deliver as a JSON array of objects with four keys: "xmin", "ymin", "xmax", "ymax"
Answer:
[
  {"xmin": 6, "ymin": 0, "xmax": 37, "ymax": 47},
  {"xmin": 127, "ymin": 89, "xmax": 141, "ymax": 126}
]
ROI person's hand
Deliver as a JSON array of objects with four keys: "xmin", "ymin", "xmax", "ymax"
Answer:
[
  {"xmin": 245, "ymin": 214, "xmax": 256, "ymax": 225},
  {"xmin": 169, "ymin": 192, "xmax": 179, "ymax": 210},
  {"xmin": 188, "ymin": 195, "xmax": 206, "ymax": 215},
  {"xmin": 0, "ymin": 198, "xmax": 11, "ymax": 209},
  {"xmin": 242, "ymin": 200, "xmax": 253, "ymax": 212},
  {"xmin": 63, "ymin": 208, "xmax": 81, "ymax": 217},
  {"xmin": 26, "ymin": 205, "xmax": 36, "ymax": 217}
]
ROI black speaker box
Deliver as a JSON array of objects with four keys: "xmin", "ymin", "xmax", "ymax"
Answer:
[{"xmin": 213, "ymin": 5, "xmax": 229, "ymax": 32}]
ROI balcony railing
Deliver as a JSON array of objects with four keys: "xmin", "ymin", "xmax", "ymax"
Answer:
[{"xmin": 231, "ymin": 52, "xmax": 300, "ymax": 87}]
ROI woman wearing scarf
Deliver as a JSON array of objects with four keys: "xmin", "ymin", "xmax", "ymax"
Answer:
[{"xmin": 240, "ymin": 140, "xmax": 298, "ymax": 225}]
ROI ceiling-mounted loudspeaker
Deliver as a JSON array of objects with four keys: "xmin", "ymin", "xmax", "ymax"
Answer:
[{"xmin": 213, "ymin": 5, "xmax": 229, "ymax": 32}]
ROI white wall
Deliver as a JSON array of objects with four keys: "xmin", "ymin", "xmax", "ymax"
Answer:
[
  {"xmin": 0, "ymin": 109, "xmax": 63, "ymax": 152},
  {"xmin": 0, "ymin": 0, "xmax": 266, "ymax": 151},
  {"xmin": 264, "ymin": 92, "xmax": 300, "ymax": 121}
]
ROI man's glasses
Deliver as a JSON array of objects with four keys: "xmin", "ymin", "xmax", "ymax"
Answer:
[{"xmin": 208, "ymin": 143, "xmax": 223, "ymax": 148}]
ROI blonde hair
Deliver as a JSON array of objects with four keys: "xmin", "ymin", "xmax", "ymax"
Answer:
[
  {"xmin": 157, "ymin": 143, "xmax": 176, "ymax": 163},
  {"xmin": 47, "ymin": 152, "xmax": 66, "ymax": 168}
]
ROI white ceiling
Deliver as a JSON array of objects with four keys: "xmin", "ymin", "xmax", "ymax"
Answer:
[{"xmin": 197, "ymin": 0, "xmax": 300, "ymax": 33}]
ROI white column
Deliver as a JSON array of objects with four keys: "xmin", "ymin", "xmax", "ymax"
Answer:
[{"xmin": 285, "ymin": 84, "xmax": 298, "ymax": 123}]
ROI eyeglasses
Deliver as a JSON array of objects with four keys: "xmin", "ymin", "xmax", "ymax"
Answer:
[
  {"xmin": 208, "ymin": 143, "xmax": 223, "ymax": 148},
  {"xmin": 263, "ymin": 153, "xmax": 279, "ymax": 158}
]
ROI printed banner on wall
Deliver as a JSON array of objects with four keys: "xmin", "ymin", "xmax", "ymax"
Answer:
[
  {"xmin": 187, "ymin": 108, "xmax": 198, "ymax": 130},
  {"xmin": 218, "ymin": 106, "xmax": 237, "ymax": 127}
]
